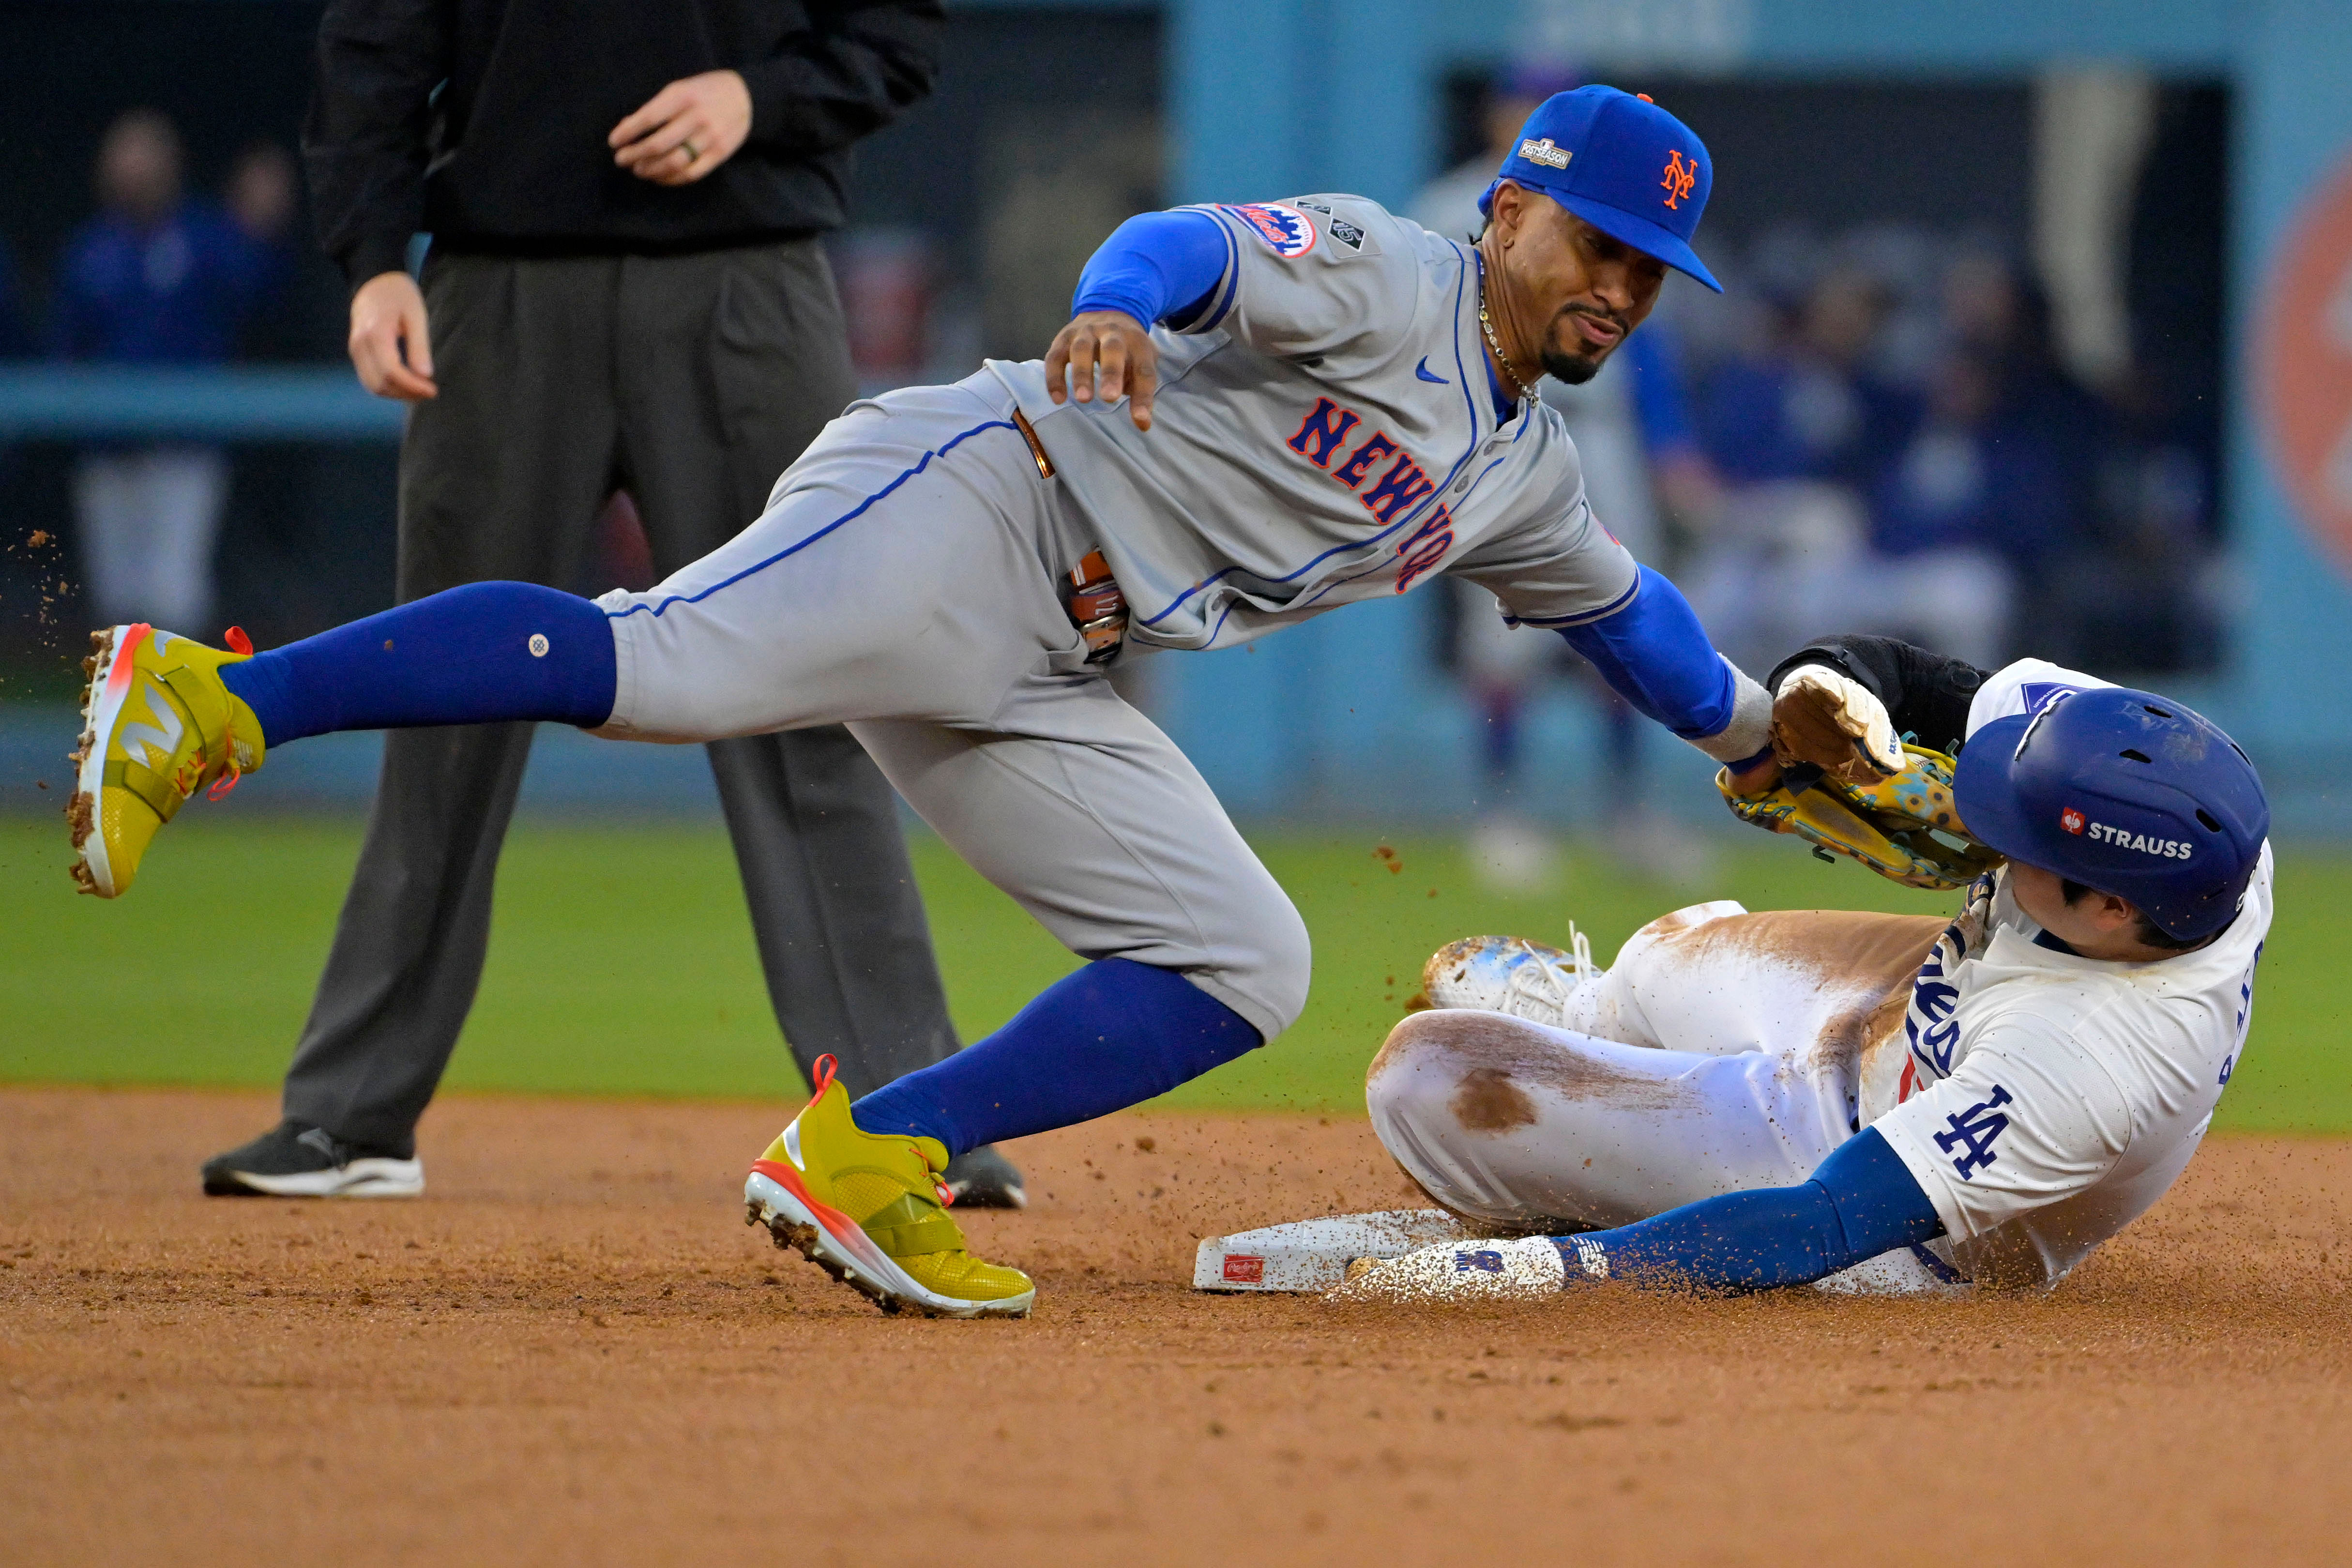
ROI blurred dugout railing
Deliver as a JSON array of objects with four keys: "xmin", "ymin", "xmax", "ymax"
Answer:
[{"xmin": 0, "ymin": 366, "xmax": 400, "ymax": 442}]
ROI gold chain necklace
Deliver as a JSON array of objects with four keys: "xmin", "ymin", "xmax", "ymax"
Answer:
[{"xmin": 1475, "ymin": 253, "xmax": 1538, "ymax": 404}]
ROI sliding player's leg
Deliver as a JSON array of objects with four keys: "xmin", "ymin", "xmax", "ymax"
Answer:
[
  {"xmin": 1570, "ymin": 905, "xmax": 1943, "ymax": 1059},
  {"xmin": 1430, "ymin": 901, "xmax": 1941, "ymax": 1063},
  {"xmin": 1365, "ymin": 1007, "xmax": 1844, "ymax": 1234}
]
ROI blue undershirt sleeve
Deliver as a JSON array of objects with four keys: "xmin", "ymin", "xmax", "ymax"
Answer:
[
  {"xmin": 1555, "ymin": 564, "xmax": 1740, "ymax": 741},
  {"xmin": 1551, "ymin": 1129, "xmax": 1945, "ymax": 1293},
  {"xmin": 1071, "ymin": 209, "xmax": 1229, "ymax": 332}
]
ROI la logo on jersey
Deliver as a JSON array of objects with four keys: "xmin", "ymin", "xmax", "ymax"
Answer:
[
  {"xmin": 1932, "ymin": 1084, "xmax": 2014, "ymax": 1180},
  {"xmin": 1224, "ymin": 202, "xmax": 1317, "ymax": 259}
]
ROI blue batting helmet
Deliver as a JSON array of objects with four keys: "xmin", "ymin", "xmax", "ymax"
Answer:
[{"xmin": 1954, "ymin": 687, "xmax": 2268, "ymax": 942}]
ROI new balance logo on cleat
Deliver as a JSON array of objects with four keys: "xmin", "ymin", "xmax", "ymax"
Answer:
[
  {"xmin": 1455, "ymin": 1249, "xmax": 1504, "ymax": 1273},
  {"xmin": 116, "ymin": 689, "xmax": 185, "ymax": 774},
  {"xmin": 1933, "ymin": 1084, "xmax": 2014, "ymax": 1179}
]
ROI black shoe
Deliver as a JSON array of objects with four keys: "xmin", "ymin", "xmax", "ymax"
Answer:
[
  {"xmin": 941, "ymin": 1142, "xmax": 1026, "ymax": 1209},
  {"xmin": 201, "ymin": 1120, "xmax": 424, "ymax": 1198}
]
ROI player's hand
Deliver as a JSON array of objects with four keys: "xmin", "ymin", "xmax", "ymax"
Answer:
[
  {"xmin": 1770, "ymin": 666, "xmax": 1903, "ymax": 784},
  {"xmin": 1045, "ymin": 310, "xmax": 1160, "ymax": 431},
  {"xmin": 610, "ymin": 70, "xmax": 752, "ymax": 186},
  {"xmin": 347, "ymin": 270, "xmax": 436, "ymax": 401}
]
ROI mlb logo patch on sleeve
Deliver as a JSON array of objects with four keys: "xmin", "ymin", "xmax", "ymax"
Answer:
[{"xmin": 1224, "ymin": 202, "xmax": 1318, "ymax": 259}]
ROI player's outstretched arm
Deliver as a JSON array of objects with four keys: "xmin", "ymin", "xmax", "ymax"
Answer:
[
  {"xmin": 1552, "ymin": 1128, "xmax": 1943, "ymax": 1292},
  {"xmin": 1552, "ymin": 565, "xmax": 1773, "ymax": 770},
  {"xmin": 1339, "ymin": 1129, "xmax": 1945, "ymax": 1301}
]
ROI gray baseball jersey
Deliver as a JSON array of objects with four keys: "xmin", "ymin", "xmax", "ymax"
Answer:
[{"xmin": 984, "ymin": 194, "xmax": 1640, "ymax": 652}]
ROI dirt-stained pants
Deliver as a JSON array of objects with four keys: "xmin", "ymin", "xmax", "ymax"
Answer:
[{"xmin": 1366, "ymin": 902, "xmax": 1946, "ymax": 1284}]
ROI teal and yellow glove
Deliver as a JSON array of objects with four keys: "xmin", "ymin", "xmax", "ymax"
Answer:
[{"xmin": 1718, "ymin": 743, "xmax": 2004, "ymax": 892}]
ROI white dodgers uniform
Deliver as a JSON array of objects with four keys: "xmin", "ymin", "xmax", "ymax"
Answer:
[
  {"xmin": 590, "ymin": 196, "xmax": 1756, "ymax": 1045},
  {"xmin": 1368, "ymin": 657, "xmax": 2272, "ymax": 1289}
]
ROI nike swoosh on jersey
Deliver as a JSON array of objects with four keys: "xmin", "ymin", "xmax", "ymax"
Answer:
[{"xmin": 1415, "ymin": 357, "xmax": 1448, "ymax": 384}]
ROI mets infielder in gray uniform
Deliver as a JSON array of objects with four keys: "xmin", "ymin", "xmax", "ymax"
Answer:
[{"xmin": 75, "ymin": 88, "xmax": 1774, "ymax": 1316}]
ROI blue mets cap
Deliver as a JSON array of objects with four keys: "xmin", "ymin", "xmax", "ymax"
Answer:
[
  {"xmin": 1481, "ymin": 85, "xmax": 1721, "ymax": 293},
  {"xmin": 1954, "ymin": 687, "xmax": 2268, "ymax": 942}
]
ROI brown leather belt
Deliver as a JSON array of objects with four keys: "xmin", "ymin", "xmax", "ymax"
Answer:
[
  {"xmin": 1011, "ymin": 407, "xmax": 1055, "ymax": 479},
  {"xmin": 1012, "ymin": 409, "xmax": 1126, "ymax": 665},
  {"xmin": 1064, "ymin": 549, "xmax": 1127, "ymax": 665}
]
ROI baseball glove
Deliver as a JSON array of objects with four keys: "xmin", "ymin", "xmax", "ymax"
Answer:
[
  {"xmin": 1717, "ymin": 744, "xmax": 2004, "ymax": 891},
  {"xmin": 1769, "ymin": 665, "xmax": 1904, "ymax": 784}
]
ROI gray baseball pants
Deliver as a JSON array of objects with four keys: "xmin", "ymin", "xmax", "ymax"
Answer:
[
  {"xmin": 594, "ymin": 371, "xmax": 1312, "ymax": 1042},
  {"xmin": 283, "ymin": 242, "xmax": 964, "ymax": 1153}
]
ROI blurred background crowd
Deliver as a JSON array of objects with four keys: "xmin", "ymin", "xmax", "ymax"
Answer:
[{"xmin": 0, "ymin": 2, "xmax": 2253, "ymax": 876}]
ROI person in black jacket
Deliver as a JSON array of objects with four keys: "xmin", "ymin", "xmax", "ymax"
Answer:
[{"xmin": 200, "ymin": 0, "xmax": 1026, "ymax": 1206}]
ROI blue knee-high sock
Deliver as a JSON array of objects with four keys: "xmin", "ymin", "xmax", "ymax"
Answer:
[
  {"xmin": 219, "ymin": 582, "xmax": 617, "ymax": 746},
  {"xmin": 851, "ymin": 959, "xmax": 1263, "ymax": 1157}
]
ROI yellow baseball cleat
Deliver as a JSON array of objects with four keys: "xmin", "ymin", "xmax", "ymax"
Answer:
[
  {"xmin": 744, "ymin": 1055, "xmax": 1035, "ymax": 1319},
  {"xmin": 68, "ymin": 624, "xmax": 265, "ymax": 898}
]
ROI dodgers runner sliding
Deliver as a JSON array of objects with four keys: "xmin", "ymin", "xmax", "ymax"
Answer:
[
  {"xmin": 71, "ymin": 88, "xmax": 1774, "ymax": 1318},
  {"xmin": 1337, "ymin": 639, "xmax": 2270, "ymax": 1300}
]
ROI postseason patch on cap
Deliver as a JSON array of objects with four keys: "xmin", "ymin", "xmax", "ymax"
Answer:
[
  {"xmin": 1517, "ymin": 136, "xmax": 1572, "ymax": 169},
  {"xmin": 1223, "ymin": 202, "xmax": 1318, "ymax": 259}
]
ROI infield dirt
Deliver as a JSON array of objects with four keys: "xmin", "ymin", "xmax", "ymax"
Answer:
[{"xmin": 2, "ymin": 1086, "xmax": 2347, "ymax": 1566}]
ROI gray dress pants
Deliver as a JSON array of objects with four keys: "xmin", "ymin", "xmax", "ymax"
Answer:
[{"xmin": 282, "ymin": 242, "xmax": 960, "ymax": 1154}]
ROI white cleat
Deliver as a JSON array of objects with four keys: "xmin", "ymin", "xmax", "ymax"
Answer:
[
  {"xmin": 1329, "ymin": 1236, "xmax": 1567, "ymax": 1304},
  {"xmin": 1420, "ymin": 926, "xmax": 1599, "ymax": 1028}
]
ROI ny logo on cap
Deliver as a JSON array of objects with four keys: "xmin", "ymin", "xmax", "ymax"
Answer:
[
  {"xmin": 1517, "ymin": 137, "xmax": 1571, "ymax": 169},
  {"xmin": 1660, "ymin": 149, "xmax": 1696, "ymax": 210}
]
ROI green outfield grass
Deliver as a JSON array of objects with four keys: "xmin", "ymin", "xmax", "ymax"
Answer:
[{"xmin": 2, "ymin": 814, "xmax": 2343, "ymax": 1131}]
